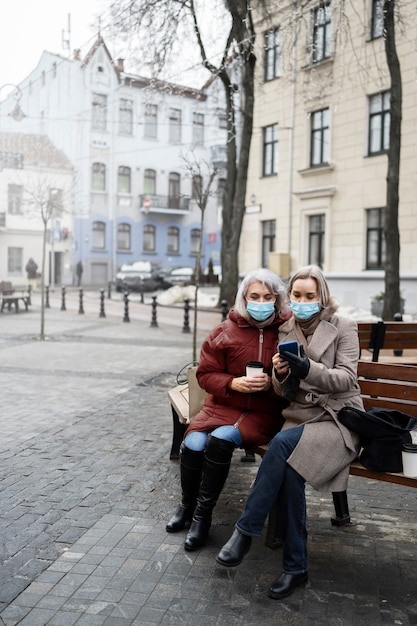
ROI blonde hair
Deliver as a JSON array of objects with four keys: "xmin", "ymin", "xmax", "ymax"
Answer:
[
  {"xmin": 287, "ymin": 265, "xmax": 338, "ymax": 314},
  {"xmin": 234, "ymin": 268, "xmax": 287, "ymax": 319}
]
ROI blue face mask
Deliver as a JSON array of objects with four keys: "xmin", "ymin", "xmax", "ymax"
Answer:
[
  {"xmin": 290, "ymin": 300, "xmax": 320, "ymax": 321},
  {"xmin": 246, "ymin": 301, "xmax": 275, "ymax": 322}
]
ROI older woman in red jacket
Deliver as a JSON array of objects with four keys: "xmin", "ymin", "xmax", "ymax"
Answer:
[{"xmin": 166, "ymin": 268, "xmax": 291, "ymax": 551}]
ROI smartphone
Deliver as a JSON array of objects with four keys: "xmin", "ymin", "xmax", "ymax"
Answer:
[{"xmin": 278, "ymin": 340, "xmax": 299, "ymax": 356}]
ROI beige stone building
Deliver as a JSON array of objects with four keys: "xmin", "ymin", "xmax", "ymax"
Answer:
[{"xmin": 241, "ymin": 0, "xmax": 417, "ymax": 315}]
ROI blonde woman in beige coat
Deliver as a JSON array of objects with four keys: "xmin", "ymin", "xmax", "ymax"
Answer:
[{"xmin": 217, "ymin": 265, "xmax": 364, "ymax": 600}]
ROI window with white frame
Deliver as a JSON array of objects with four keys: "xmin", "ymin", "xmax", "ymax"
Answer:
[
  {"xmin": 262, "ymin": 124, "xmax": 278, "ymax": 176},
  {"xmin": 8, "ymin": 184, "xmax": 23, "ymax": 214},
  {"xmin": 192, "ymin": 174, "xmax": 202, "ymax": 201},
  {"xmin": 310, "ymin": 108, "xmax": 329, "ymax": 166},
  {"xmin": 167, "ymin": 226, "xmax": 179, "ymax": 253},
  {"xmin": 144, "ymin": 169, "xmax": 156, "ymax": 195},
  {"xmin": 217, "ymin": 177, "xmax": 226, "ymax": 206},
  {"xmin": 262, "ymin": 220, "xmax": 276, "ymax": 268},
  {"xmin": 264, "ymin": 28, "xmax": 281, "ymax": 81},
  {"xmin": 92, "ymin": 163, "xmax": 106, "ymax": 191},
  {"xmin": 312, "ymin": 2, "xmax": 332, "ymax": 63},
  {"xmin": 169, "ymin": 108, "xmax": 182, "ymax": 143},
  {"xmin": 92, "ymin": 93, "xmax": 107, "ymax": 131},
  {"xmin": 144, "ymin": 104, "xmax": 158, "ymax": 139},
  {"xmin": 143, "ymin": 224, "xmax": 156, "ymax": 252},
  {"xmin": 8, "ymin": 247, "xmax": 22, "ymax": 274},
  {"xmin": 92, "ymin": 221, "xmax": 106, "ymax": 249},
  {"xmin": 168, "ymin": 172, "xmax": 181, "ymax": 208},
  {"xmin": 117, "ymin": 166, "xmax": 131, "ymax": 194},
  {"xmin": 368, "ymin": 91, "xmax": 390, "ymax": 155},
  {"xmin": 366, "ymin": 208, "xmax": 385, "ymax": 269},
  {"xmin": 192, "ymin": 113, "xmax": 204, "ymax": 145},
  {"xmin": 119, "ymin": 98, "xmax": 133, "ymax": 135},
  {"xmin": 190, "ymin": 228, "xmax": 201, "ymax": 255},
  {"xmin": 117, "ymin": 223, "xmax": 131, "ymax": 251},
  {"xmin": 371, "ymin": 0, "xmax": 384, "ymax": 39},
  {"xmin": 308, "ymin": 214, "xmax": 325, "ymax": 267}
]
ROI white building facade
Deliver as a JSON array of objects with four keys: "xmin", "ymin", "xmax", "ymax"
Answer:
[{"xmin": 1, "ymin": 37, "xmax": 227, "ymax": 286}]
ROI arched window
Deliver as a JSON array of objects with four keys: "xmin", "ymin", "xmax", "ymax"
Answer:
[
  {"xmin": 190, "ymin": 228, "xmax": 201, "ymax": 254},
  {"xmin": 117, "ymin": 223, "xmax": 131, "ymax": 251},
  {"xmin": 144, "ymin": 169, "xmax": 156, "ymax": 195},
  {"xmin": 167, "ymin": 226, "xmax": 179, "ymax": 254},
  {"xmin": 143, "ymin": 224, "xmax": 156, "ymax": 252},
  {"xmin": 117, "ymin": 166, "xmax": 131, "ymax": 193},
  {"xmin": 92, "ymin": 163, "xmax": 106, "ymax": 191},
  {"xmin": 92, "ymin": 221, "xmax": 106, "ymax": 249},
  {"xmin": 168, "ymin": 172, "xmax": 180, "ymax": 209}
]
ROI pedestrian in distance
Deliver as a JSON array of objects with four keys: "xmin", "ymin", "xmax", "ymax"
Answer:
[
  {"xmin": 76, "ymin": 260, "xmax": 83, "ymax": 286},
  {"xmin": 26, "ymin": 257, "xmax": 38, "ymax": 290},
  {"xmin": 217, "ymin": 265, "xmax": 364, "ymax": 600},
  {"xmin": 166, "ymin": 268, "xmax": 292, "ymax": 551}
]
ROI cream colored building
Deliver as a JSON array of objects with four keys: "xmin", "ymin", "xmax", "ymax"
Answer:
[{"xmin": 241, "ymin": 0, "xmax": 417, "ymax": 314}]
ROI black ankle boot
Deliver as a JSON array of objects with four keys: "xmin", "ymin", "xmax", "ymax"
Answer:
[
  {"xmin": 216, "ymin": 529, "xmax": 252, "ymax": 566},
  {"xmin": 166, "ymin": 445, "xmax": 204, "ymax": 533},
  {"xmin": 184, "ymin": 436, "xmax": 235, "ymax": 551}
]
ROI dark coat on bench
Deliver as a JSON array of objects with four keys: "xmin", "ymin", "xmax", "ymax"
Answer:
[
  {"xmin": 186, "ymin": 308, "xmax": 289, "ymax": 447},
  {"xmin": 273, "ymin": 315, "xmax": 364, "ymax": 492}
]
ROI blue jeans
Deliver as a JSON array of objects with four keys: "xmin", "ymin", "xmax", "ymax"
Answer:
[
  {"xmin": 236, "ymin": 426, "xmax": 307, "ymax": 574},
  {"xmin": 184, "ymin": 426, "xmax": 243, "ymax": 451}
]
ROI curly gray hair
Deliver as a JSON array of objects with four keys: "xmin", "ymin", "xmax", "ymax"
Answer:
[{"xmin": 234, "ymin": 268, "xmax": 287, "ymax": 319}]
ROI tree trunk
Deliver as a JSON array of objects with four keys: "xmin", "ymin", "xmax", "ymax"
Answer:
[{"xmin": 382, "ymin": 0, "xmax": 402, "ymax": 320}]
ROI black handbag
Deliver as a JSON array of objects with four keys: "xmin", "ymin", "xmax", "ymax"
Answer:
[{"xmin": 338, "ymin": 407, "xmax": 417, "ymax": 472}]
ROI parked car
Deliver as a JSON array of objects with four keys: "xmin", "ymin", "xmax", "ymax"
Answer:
[
  {"xmin": 164, "ymin": 266, "xmax": 195, "ymax": 286},
  {"xmin": 115, "ymin": 261, "xmax": 158, "ymax": 292}
]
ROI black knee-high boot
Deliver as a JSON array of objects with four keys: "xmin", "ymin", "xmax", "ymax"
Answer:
[
  {"xmin": 184, "ymin": 435, "xmax": 235, "ymax": 551},
  {"xmin": 166, "ymin": 444, "xmax": 205, "ymax": 533}
]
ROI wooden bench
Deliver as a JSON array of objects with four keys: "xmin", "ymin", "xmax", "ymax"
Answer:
[
  {"xmin": 358, "ymin": 320, "xmax": 417, "ymax": 364},
  {"xmin": 1, "ymin": 289, "xmax": 31, "ymax": 313}
]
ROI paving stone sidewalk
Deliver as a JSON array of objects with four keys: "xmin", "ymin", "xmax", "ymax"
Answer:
[{"xmin": 0, "ymin": 299, "xmax": 416, "ymax": 625}]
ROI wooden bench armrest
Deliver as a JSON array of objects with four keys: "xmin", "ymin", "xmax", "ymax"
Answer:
[{"xmin": 168, "ymin": 385, "xmax": 190, "ymax": 424}]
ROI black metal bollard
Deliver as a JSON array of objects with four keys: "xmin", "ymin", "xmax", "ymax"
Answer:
[
  {"xmin": 61, "ymin": 286, "xmax": 66, "ymax": 311},
  {"xmin": 79, "ymin": 288, "xmax": 85, "ymax": 314},
  {"xmin": 108, "ymin": 281, "xmax": 112, "ymax": 300},
  {"xmin": 27, "ymin": 284, "xmax": 32, "ymax": 306},
  {"xmin": 150, "ymin": 295, "xmax": 158, "ymax": 327},
  {"xmin": 99, "ymin": 289, "xmax": 106, "ymax": 318},
  {"xmin": 221, "ymin": 299, "xmax": 228, "ymax": 322},
  {"xmin": 393, "ymin": 312, "xmax": 403, "ymax": 356},
  {"xmin": 140, "ymin": 288, "xmax": 144, "ymax": 304},
  {"xmin": 45, "ymin": 285, "xmax": 50, "ymax": 308},
  {"xmin": 123, "ymin": 291, "xmax": 130, "ymax": 323},
  {"xmin": 182, "ymin": 298, "xmax": 190, "ymax": 333}
]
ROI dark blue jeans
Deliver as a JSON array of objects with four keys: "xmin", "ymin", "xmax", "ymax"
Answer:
[{"xmin": 236, "ymin": 426, "xmax": 307, "ymax": 574}]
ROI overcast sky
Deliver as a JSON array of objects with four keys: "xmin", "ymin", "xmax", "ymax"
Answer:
[{"xmin": 0, "ymin": 0, "xmax": 108, "ymax": 95}]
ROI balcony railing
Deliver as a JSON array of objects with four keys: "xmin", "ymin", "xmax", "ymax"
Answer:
[{"xmin": 139, "ymin": 194, "xmax": 190, "ymax": 212}]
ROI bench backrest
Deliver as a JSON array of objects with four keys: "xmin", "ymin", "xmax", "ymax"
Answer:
[
  {"xmin": 358, "ymin": 360, "xmax": 417, "ymax": 418},
  {"xmin": 358, "ymin": 320, "xmax": 417, "ymax": 362},
  {"xmin": 0, "ymin": 281, "xmax": 14, "ymax": 295}
]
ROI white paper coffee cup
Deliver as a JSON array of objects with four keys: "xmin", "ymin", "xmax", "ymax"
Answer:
[
  {"xmin": 402, "ymin": 443, "xmax": 417, "ymax": 477},
  {"xmin": 246, "ymin": 361, "xmax": 264, "ymax": 377}
]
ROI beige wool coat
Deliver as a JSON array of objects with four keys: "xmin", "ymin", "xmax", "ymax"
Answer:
[{"xmin": 273, "ymin": 314, "xmax": 364, "ymax": 492}]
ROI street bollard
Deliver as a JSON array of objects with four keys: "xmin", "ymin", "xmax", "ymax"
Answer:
[
  {"xmin": 108, "ymin": 281, "xmax": 112, "ymax": 300},
  {"xmin": 393, "ymin": 312, "xmax": 403, "ymax": 356},
  {"xmin": 150, "ymin": 295, "xmax": 158, "ymax": 327},
  {"xmin": 79, "ymin": 288, "xmax": 85, "ymax": 314},
  {"xmin": 123, "ymin": 291, "xmax": 130, "ymax": 323},
  {"xmin": 99, "ymin": 289, "xmax": 106, "ymax": 318},
  {"xmin": 140, "ymin": 288, "xmax": 144, "ymax": 304},
  {"xmin": 182, "ymin": 298, "xmax": 190, "ymax": 333},
  {"xmin": 45, "ymin": 285, "xmax": 50, "ymax": 308},
  {"xmin": 27, "ymin": 284, "xmax": 32, "ymax": 306},
  {"xmin": 221, "ymin": 300, "xmax": 228, "ymax": 322},
  {"xmin": 61, "ymin": 286, "xmax": 66, "ymax": 311}
]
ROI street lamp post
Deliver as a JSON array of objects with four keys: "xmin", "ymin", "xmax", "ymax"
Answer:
[{"xmin": 0, "ymin": 83, "xmax": 26, "ymax": 122}]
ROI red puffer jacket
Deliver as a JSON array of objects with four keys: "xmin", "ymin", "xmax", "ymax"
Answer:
[{"xmin": 186, "ymin": 308, "xmax": 289, "ymax": 447}]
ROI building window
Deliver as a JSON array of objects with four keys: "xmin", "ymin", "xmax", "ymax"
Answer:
[
  {"xmin": 167, "ymin": 226, "xmax": 179, "ymax": 253},
  {"xmin": 92, "ymin": 221, "xmax": 106, "ymax": 249},
  {"xmin": 264, "ymin": 28, "xmax": 281, "ymax": 81},
  {"xmin": 312, "ymin": 2, "xmax": 332, "ymax": 63},
  {"xmin": 262, "ymin": 220, "xmax": 276, "ymax": 268},
  {"xmin": 368, "ymin": 91, "xmax": 390, "ymax": 155},
  {"xmin": 219, "ymin": 113, "xmax": 228, "ymax": 129},
  {"xmin": 117, "ymin": 166, "xmax": 131, "ymax": 194},
  {"xmin": 8, "ymin": 184, "xmax": 23, "ymax": 214},
  {"xmin": 144, "ymin": 169, "xmax": 156, "ymax": 195},
  {"xmin": 366, "ymin": 208, "xmax": 385, "ymax": 269},
  {"xmin": 8, "ymin": 247, "xmax": 23, "ymax": 274},
  {"xmin": 190, "ymin": 228, "xmax": 201, "ymax": 255},
  {"xmin": 311, "ymin": 108, "xmax": 329, "ymax": 166},
  {"xmin": 144, "ymin": 104, "xmax": 157, "ymax": 139},
  {"xmin": 192, "ymin": 174, "xmax": 203, "ymax": 200},
  {"xmin": 92, "ymin": 163, "xmax": 106, "ymax": 191},
  {"xmin": 48, "ymin": 188, "xmax": 63, "ymax": 213},
  {"xmin": 119, "ymin": 98, "xmax": 133, "ymax": 135},
  {"xmin": 169, "ymin": 108, "xmax": 182, "ymax": 143},
  {"xmin": 217, "ymin": 178, "xmax": 226, "ymax": 207},
  {"xmin": 263, "ymin": 124, "xmax": 278, "ymax": 176},
  {"xmin": 92, "ymin": 93, "xmax": 107, "ymax": 131},
  {"xmin": 308, "ymin": 214, "xmax": 325, "ymax": 267},
  {"xmin": 168, "ymin": 172, "xmax": 181, "ymax": 209},
  {"xmin": 117, "ymin": 223, "xmax": 131, "ymax": 251},
  {"xmin": 192, "ymin": 113, "xmax": 204, "ymax": 145},
  {"xmin": 143, "ymin": 224, "xmax": 155, "ymax": 252},
  {"xmin": 371, "ymin": 0, "xmax": 384, "ymax": 39}
]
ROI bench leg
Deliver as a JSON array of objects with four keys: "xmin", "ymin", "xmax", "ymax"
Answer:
[
  {"xmin": 170, "ymin": 407, "xmax": 188, "ymax": 460},
  {"xmin": 331, "ymin": 490, "xmax": 351, "ymax": 526},
  {"xmin": 241, "ymin": 450, "xmax": 256, "ymax": 463}
]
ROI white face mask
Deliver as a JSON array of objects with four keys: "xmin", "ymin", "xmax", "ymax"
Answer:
[{"xmin": 290, "ymin": 300, "xmax": 320, "ymax": 320}]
